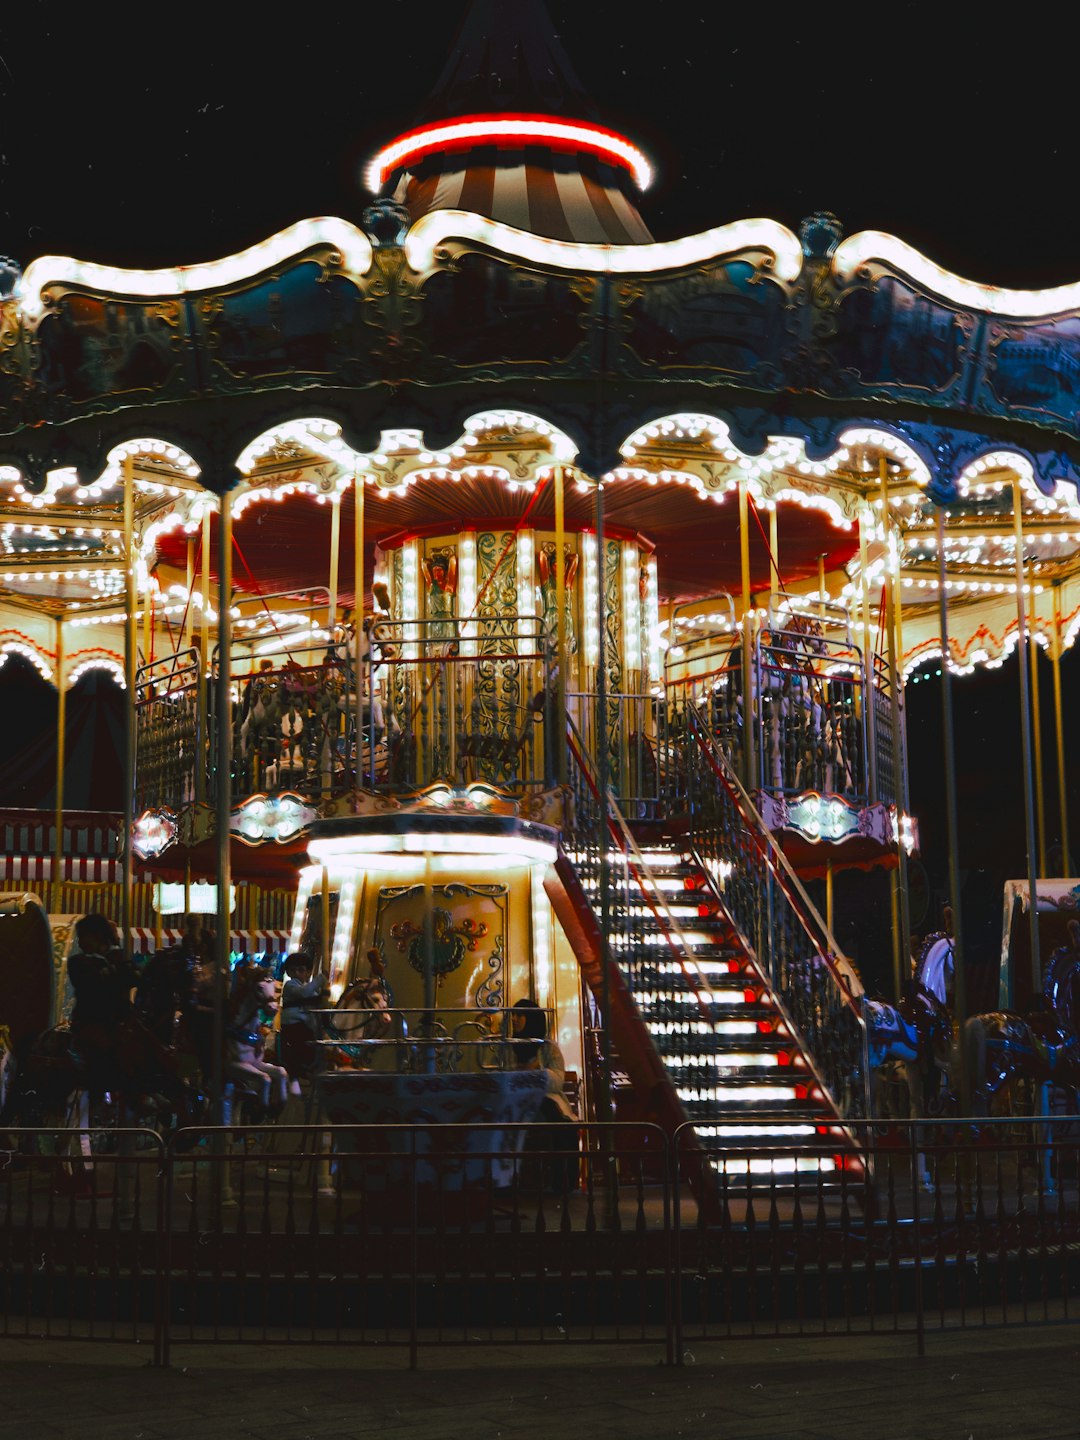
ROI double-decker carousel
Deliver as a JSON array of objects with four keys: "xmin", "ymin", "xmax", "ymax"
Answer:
[{"xmin": 2, "ymin": 0, "xmax": 1080, "ymax": 1166}]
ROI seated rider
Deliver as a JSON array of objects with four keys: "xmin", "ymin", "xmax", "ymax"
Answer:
[
  {"xmin": 509, "ymin": 998, "xmax": 577, "ymax": 1189},
  {"xmin": 68, "ymin": 912, "xmax": 186, "ymax": 1109},
  {"xmin": 279, "ymin": 953, "xmax": 329, "ymax": 1081}
]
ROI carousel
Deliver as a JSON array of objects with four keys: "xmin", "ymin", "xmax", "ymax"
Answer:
[{"xmin": 2, "ymin": 0, "xmax": 1080, "ymax": 1163}]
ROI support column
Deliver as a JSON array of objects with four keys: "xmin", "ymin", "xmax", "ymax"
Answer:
[
  {"xmin": 196, "ymin": 508, "xmax": 211, "ymax": 806},
  {"xmin": 738, "ymin": 478, "xmax": 756, "ymax": 790},
  {"xmin": 184, "ymin": 537, "xmax": 195, "ymax": 652},
  {"xmin": 353, "ymin": 471, "xmax": 365, "ymax": 792},
  {"xmin": 328, "ymin": 493, "xmax": 341, "ymax": 633},
  {"xmin": 123, "ymin": 458, "xmax": 137, "ymax": 964},
  {"xmin": 1030, "ymin": 609, "xmax": 1047, "ymax": 877},
  {"xmin": 1012, "ymin": 479, "xmax": 1041, "ymax": 995},
  {"xmin": 769, "ymin": 506, "xmax": 779, "ymax": 616},
  {"xmin": 859, "ymin": 506, "xmax": 877, "ymax": 803},
  {"xmin": 1052, "ymin": 584, "xmax": 1070, "ymax": 872},
  {"xmin": 53, "ymin": 615, "xmax": 66, "ymax": 913},
  {"xmin": 212, "ymin": 487, "xmax": 234, "ymax": 1122},
  {"xmin": 936, "ymin": 505, "xmax": 967, "ymax": 1058},
  {"xmin": 554, "ymin": 462, "xmax": 567, "ymax": 788},
  {"xmin": 879, "ymin": 460, "xmax": 910, "ymax": 996},
  {"xmin": 595, "ymin": 478, "xmax": 614, "ymax": 1124}
]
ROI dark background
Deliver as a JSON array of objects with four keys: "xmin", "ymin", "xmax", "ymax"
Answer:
[{"xmin": 0, "ymin": 1, "xmax": 1076, "ymax": 991}]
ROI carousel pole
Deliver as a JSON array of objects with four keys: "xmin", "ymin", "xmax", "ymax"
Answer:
[
  {"xmin": 52, "ymin": 614, "xmax": 65, "ymax": 913},
  {"xmin": 1029, "ymin": 603, "xmax": 1048, "ymax": 877},
  {"xmin": 879, "ymin": 459, "xmax": 911, "ymax": 995},
  {"xmin": 738, "ymin": 478, "xmax": 757, "ymax": 790},
  {"xmin": 936, "ymin": 505, "xmax": 968, "ymax": 1080},
  {"xmin": 859, "ymin": 507, "xmax": 877, "ymax": 802},
  {"xmin": 123, "ymin": 458, "xmax": 137, "ymax": 964},
  {"xmin": 594, "ymin": 478, "xmax": 614, "ymax": 1123},
  {"xmin": 320, "ymin": 865, "xmax": 331, "ymax": 979},
  {"xmin": 769, "ymin": 506, "xmax": 779, "ymax": 616},
  {"xmin": 1012, "ymin": 478, "xmax": 1041, "ymax": 994},
  {"xmin": 353, "ymin": 469, "xmax": 365, "ymax": 792},
  {"xmin": 185, "ymin": 536, "xmax": 195, "ymax": 653},
  {"xmin": 554, "ymin": 462, "xmax": 568, "ymax": 788},
  {"xmin": 196, "ymin": 508, "xmax": 211, "ymax": 806},
  {"xmin": 212, "ymin": 487, "xmax": 234, "ymax": 1123},
  {"xmin": 1052, "ymin": 584, "xmax": 1070, "ymax": 871},
  {"xmin": 328, "ymin": 492, "xmax": 341, "ymax": 634}
]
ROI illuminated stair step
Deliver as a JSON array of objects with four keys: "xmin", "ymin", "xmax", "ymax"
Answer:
[{"xmin": 677, "ymin": 1084, "xmax": 798, "ymax": 1102}]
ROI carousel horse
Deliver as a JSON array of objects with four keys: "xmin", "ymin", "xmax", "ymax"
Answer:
[
  {"xmin": 958, "ymin": 922, "xmax": 1080, "ymax": 1122},
  {"xmin": 0, "ymin": 1009, "xmax": 204, "ymax": 1147},
  {"xmin": 224, "ymin": 964, "xmax": 293, "ymax": 1123},
  {"xmin": 864, "ymin": 929, "xmax": 955, "ymax": 1121}
]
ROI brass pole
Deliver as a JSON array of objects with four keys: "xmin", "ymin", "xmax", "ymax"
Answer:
[
  {"xmin": 595, "ymin": 479, "xmax": 614, "ymax": 1124},
  {"xmin": 212, "ymin": 487, "xmax": 234, "ymax": 1121},
  {"xmin": 142, "ymin": 573, "xmax": 152, "ymax": 669},
  {"xmin": 185, "ymin": 536, "xmax": 195, "ymax": 653},
  {"xmin": 738, "ymin": 478, "xmax": 757, "ymax": 789},
  {"xmin": 320, "ymin": 865, "xmax": 331, "ymax": 979},
  {"xmin": 554, "ymin": 462, "xmax": 567, "ymax": 787},
  {"xmin": 328, "ymin": 494, "xmax": 341, "ymax": 633},
  {"xmin": 1052, "ymin": 584, "xmax": 1070, "ymax": 872},
  {"xmin": 1011, "ymin": 478, "xmax": 1041, "ymax": 996},
  {"xmin": 196, "ymin": 508, "xmax": 211, "ymax": 806},
  {"xmin": 879, "ymin": 459, "xmax": 910, "ymax": 996},
  {"xmin": 353, "ymin": 471, "xmax": 365, "ymax": 792},
  {"xmin": 123, "ymin": 458, "xmax": 137, "ymax": 964},
  {"xmin": 859, "ymin": 506, "xmax": 877, "ymax": 803},
  {"xmin": 53, "ymin": 615, "xmax": 65, "ymax": 913},
  {"xmin": 817, "ymin": 552, "xmax": 826, "ymax": 621},
  {"xmin": 936, "ymin": 504, "xmax": 968, "ymax": 1045},
  {"xmin": 769, "ymin": 505, "xmax": 779, "ymax": 616},
  {"xmin": 1029, "ymin": 606, "xmax": 1047, "ymax": 878},
  {"xmin": 825, "ymin": 862, "xmax": 834, "ymax": 935}
]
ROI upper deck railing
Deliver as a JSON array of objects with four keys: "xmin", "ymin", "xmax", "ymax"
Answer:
[{"xmin": 134, "ymin": 599, "xmax": 901, "ymax": 829}]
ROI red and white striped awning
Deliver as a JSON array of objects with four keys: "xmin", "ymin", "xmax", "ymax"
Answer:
[
  {"xmin": 127, "ymin": 928, "xmax": 292, "ymax": 955},
  {"xmin": 391, "ymin": 149, "xmax": 652, "ymax": 245},
  {"xmin": 0, "ymin": 855, "xmax": 121, "ymax": 883}
]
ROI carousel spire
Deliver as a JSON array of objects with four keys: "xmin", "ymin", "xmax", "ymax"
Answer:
[{"xmin": 367, "ymin": 0, "xmax": 652, "ymax": 244}]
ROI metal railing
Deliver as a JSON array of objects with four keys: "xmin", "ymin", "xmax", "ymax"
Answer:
[
  {"xmin": 754, "ymin": 630, "xmax": 869, "ymax": 803},
  {"xmin": 135, "ymin": 647, "xmax": 202, "ymax": 812},
  {"xmin": 314, "ymin": 1004, "xmax": 558, "ymax": 1075},
  {"xmin": 671, "ymin": 699, "xmax": 870, "ymax": 1121},
  {"xmin": 2, "ymin": 1117, "xmax": 1078, "ymax": 1363},
  {"xmin": 564, "ymin": 719, "xmax": 733, "ymax": 1052}
]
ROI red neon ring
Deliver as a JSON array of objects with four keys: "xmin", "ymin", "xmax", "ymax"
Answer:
[{"xmin": 366, "ymin": 113, "xmax": 652, "ymax": 192}]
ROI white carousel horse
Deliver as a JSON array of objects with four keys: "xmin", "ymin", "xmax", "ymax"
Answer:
[{"xmin": 224, "ymin": 967, "xmax": 293, "ymax": 1123}]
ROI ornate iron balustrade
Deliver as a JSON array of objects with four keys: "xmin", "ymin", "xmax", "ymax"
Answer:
[
  {"xmin": 672, "ymin": 699, "xmax": 870, "ymax": 1121},
  {"xmin": 134, "ymin": 648, "xmax": 202, "ymax": 814},
  {"xmin": 753, "ymin": 629, "xmax": 869, "ymax": 803},
  {"xmin": 371, "ymin": 615, "xmax": 553, "ymax": 793}
]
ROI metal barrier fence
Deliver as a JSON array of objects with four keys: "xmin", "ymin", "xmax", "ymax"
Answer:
[{"xmin": 1, "ymin": 1117, "xmax": 1077, "ymax": 1365}]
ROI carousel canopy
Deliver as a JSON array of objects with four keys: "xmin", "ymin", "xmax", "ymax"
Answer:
[
  {"xmin": 2, "ymin": 0, "xmax": 1080, "ymax": 684},
  {"xmin": 374, "ymin": 0, "xmax": 652, "ymax": 243}
]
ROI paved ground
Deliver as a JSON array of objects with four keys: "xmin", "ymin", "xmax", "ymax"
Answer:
[{"xmin": 0, "ymin": 1327, "xmax": 1077, "ymax": 1440}]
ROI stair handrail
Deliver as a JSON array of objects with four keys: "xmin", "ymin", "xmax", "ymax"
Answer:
[
  {"xmin": 680, "ymin": 698, "xmax": 871, "ymax": 1121},
  {"xmin": 565, "ymin": 720, "xmax": 731, "ymax": 1038}
]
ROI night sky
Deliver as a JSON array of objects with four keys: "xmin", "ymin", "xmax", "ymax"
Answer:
[{"xmin": 0, "ymin": 1, "xmax": 1076, "ymax": 986}]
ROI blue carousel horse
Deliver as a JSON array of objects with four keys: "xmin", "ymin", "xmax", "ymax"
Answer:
[
  {"xmin": 960, "ymin": 921, "xmax": 1080, "ymax": 1116},
  {"xmin": 864, "ymin": 928, "xmax": 955, "ymax": 1121}
]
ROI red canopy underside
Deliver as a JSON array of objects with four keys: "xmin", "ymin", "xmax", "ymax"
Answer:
[{"xmin": 156, "ymin": 479, "xmax": 857, "ymax": 605}]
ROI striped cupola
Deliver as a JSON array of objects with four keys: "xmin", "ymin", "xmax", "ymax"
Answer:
[{"xmin": 367, "ymin": 0, "xmax": 653, "ymax": 245}]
